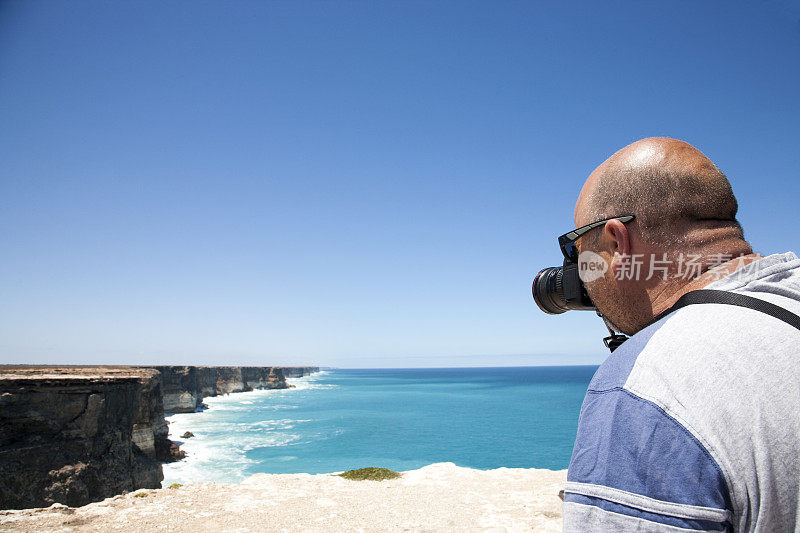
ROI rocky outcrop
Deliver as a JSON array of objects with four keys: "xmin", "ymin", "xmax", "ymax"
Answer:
[{"xmin": 0, "ymin": 367, "xmax": 165, "ymax": 510}]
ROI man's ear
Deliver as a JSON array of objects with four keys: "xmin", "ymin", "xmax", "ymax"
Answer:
[
  {"xmin": 604, "ymin": 219, "xmax": 632, "ymax": 278},
  {"xmin": 605, "ymin": 219, "xmax": 632, "ymax": 255}
]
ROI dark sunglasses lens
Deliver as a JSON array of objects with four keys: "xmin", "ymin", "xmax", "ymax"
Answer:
[{"xmin": 562, "ymin": 242, "xmax": 578, "ymax": 261}]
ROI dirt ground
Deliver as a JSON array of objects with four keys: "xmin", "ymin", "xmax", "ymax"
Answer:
[{"xmin": 0, "ymin": 462, "xmax": 566, "ymax": 532}]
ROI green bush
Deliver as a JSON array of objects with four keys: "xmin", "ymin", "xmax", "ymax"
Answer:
[{"xmin": 337, "ymin": 467, "xmax": 401, "ymax": 481}]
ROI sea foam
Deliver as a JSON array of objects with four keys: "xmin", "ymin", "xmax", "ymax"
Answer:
[{"xmin": 162, "ymin": 373, "xmax": 329, "ymax": 485}]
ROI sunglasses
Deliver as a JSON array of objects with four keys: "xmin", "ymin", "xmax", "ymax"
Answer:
[{"xmin": 557, "ymin": 214, "xmax": 635, "ymax": 262}]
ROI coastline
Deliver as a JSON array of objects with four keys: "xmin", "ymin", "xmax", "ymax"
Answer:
[
  {"xmin": 162, "ymin": 372, "xmax": 325, "ymax": 486},
  {"xmin": 1, "ymin": 366, "xmax": 578, "ymax": 531},
  {"xmin": 0, "ymin": 365, "xmax": 319, "ymax": 510},
  {"xmin": 0, "ymin": 462, "xmax": 567, "ymax": 532},
  {"xmin": 162, "ymin": 367, "xmax": 586, "ymax": 485}
]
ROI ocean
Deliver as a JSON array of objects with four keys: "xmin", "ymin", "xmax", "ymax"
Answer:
[{"xmin": 162, "ymin": 366, "xmax": 597, "ymax": 486}]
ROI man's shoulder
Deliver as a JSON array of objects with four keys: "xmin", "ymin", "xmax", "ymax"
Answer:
[
  {"xmin": 567, "ymin": 313, "xmax": 735, "ymax": 531},
  {"xmin": 569, "ymin": 280, "xmax": 800, "ymax": 531},
  {"xmin": 630, "ymin": 294, "xmax": 800, "ymax": 388},
  {"xmin": 567, "ymin": 303, "xmax": 769, "ymax": 532},
  {"xmin": 593, "ymin": 292, "xmax": 800, "ymax": 395},
  {"xmin": 586, "ymin": 304, "xmax": 722, "ymax": 393}
]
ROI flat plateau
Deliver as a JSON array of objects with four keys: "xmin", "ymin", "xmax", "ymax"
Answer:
[{"xmin": 0, "ymin": 462, "xmax": 566, "ymax": 532}]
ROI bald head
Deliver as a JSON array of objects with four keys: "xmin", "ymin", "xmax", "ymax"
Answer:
[
  {"xmin": 576, "ymin": 137, "xmax": 744, "ymax": 249},
  {"xmin": 572, "ymin": 138, "xmax": 755, "ymax": 335}
]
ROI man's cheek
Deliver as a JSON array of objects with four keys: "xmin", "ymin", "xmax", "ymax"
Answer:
[
  {"xmin": 584, "ymin": 275, "xmax": 617, "ymax": 311},
  {"xmin": 583, "ymin": 278, "xmax": 604, "ymax": 304}
]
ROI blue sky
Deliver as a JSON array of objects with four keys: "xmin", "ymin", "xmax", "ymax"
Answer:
[{"xmin": 1, "ymin": 1, "xmax": 798, "ymax": 368}]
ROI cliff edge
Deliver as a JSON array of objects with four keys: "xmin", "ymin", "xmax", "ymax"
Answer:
[
  {"xmin": 152, "ymin": 366, "xmax": 319, "ymax": 413},
  {"xmin": 0, "ymin": 365, "xmax": 319, "ymax": 510},
  {"xmin": 0, "ymin": 365, "xmax": 319, "ymax": 509},
  {"xmin": 0, "ymin": 463, "xmax": 567, "ymax": 532},
  {"xmin": 0, "ymin": 367, "xmax": 165, "ymax": 510}
]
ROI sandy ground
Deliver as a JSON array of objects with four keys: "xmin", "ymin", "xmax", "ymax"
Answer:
[{"xmin": 0, "ymin": 463, "xmax": 567, "ymax": 532}]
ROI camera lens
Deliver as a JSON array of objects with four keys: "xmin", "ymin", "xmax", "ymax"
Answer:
[
  {"xmin": 532, "ymin": 267, "xmax": 568, "ymax": 314},
  {"xmin": 532, "ymin": 262, "xmax": 596, "ymax": 314}
]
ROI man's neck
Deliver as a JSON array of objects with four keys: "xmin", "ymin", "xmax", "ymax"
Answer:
[{"xmin": 648, "ymin": 253, "xmax": 763, "ymax": 319}]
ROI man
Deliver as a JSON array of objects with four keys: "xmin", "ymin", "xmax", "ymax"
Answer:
[{"xmin": 561, "ymin": 137, "xmax": 800, "ymax": 532}]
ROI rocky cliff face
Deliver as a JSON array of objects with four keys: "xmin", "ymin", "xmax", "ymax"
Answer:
[
  {"xmin": 241, "ymin": 366, "xmax": 285, "ymax": 390},
  {"xmin": 281, "ymin": 366, "xmax": 320, "ymax": 378},
  {"xmin": 151, "ymin": 366, "xmax": 316, "ymax": 413},
  {"xmin": 212, "ymin": 366, "xmax": 247, "ymax": 395},
  {"xmin": 152, "ymin": 366, "xmax": 199, "ymax": 413},
  {"xmin": 0, "ymin": 365, "xmax": 318, "ymax": 510},
  {"xmin": 0, "ymin": 367, "xmax": 165, "ymax": 510}
]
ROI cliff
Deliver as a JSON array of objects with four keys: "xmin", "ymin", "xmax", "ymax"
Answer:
[
  {"xmin": 0, "ymin": 367, "xmax": 165, "ymax": 510},
  {"xmin": 0, "ymin": 365, "xmax": 319, "ymax": 510},
  {"xmin": 152, "ymin": 366, "xmax": 319, "ymax": 413},
  {"xmin": 281, "ymin": 366, "xmax": 320, "ymax": 378}
]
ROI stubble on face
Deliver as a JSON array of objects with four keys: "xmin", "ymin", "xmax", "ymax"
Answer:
[{"xmin": 584, "ymin": 273, "xmax": 643, "ymax": 336}]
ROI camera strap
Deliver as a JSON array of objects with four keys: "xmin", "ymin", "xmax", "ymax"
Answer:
[
  {"xmin": 605, "ymin": 289, "xmax": 800, "ymax": 353},
  {"xmin": 652, "ymin": 289, "xmax": 800, "ymax": 333}
]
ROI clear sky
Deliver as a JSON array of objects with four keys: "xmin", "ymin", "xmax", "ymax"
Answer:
[{"xmin": 1, "ymin": 1, "xmax": 798, "ymax": 368}]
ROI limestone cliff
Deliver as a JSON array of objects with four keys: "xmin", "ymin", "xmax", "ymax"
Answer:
[
  {"xmin": 0, "ymin": 367, "xmax": 164, "ymax": 510},
  {"xmin": 151, "ymin": 366, "xmax": 199, "ymax": 413},
  {"xmin": 152, "ymin": 366, "xmax": 318, "ymax": 413},
  {"xmin": 281, "ymin": 366, "xmax": 320, "ymax": 378},
  {"xmin": 0, "ymin": 365, "xmax": 319, "ymax": 510},
  {"xmin": 241, "ymin": 366, "xmax": 286, "ymax": 391}
]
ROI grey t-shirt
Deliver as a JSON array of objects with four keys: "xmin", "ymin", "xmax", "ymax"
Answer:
[{"xmin": 562, "ymin": 252, "xmax": 800, "ymax": 532}]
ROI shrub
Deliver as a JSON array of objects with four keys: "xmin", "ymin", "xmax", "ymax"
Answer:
[{"xmin": 337, "ymin": 467, "xmax": 401, "ymax": 481}]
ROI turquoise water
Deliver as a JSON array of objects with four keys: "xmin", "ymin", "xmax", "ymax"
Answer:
[{"xmin": 162, "ymin": 366, "xmax": 596, "ymax": 485}]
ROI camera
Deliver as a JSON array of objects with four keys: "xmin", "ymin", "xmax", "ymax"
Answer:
[
  {"xmin": 531, "ymin": 259, "xmax": 595, "ymax": 314},
  {"xmin": 532, "ymin": 258, "xmax": 629, "ymax": 352}
]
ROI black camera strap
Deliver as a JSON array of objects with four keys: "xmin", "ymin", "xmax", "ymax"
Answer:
[
  {"xmin": 652, "ymin": 289, "xmax": 800, "ymax": 333},
  {"xmin": 605, "ymin": 289, "xmax": 800, "ymax": 352}
]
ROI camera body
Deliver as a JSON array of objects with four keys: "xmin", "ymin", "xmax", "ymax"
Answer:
[
  {"xmin": 532, "ymin": 258, "xmax": 629, "ymax": 352},
  {"xmin": 532, "ymin": 259, "xmax": 595, "ymax": 314}
]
